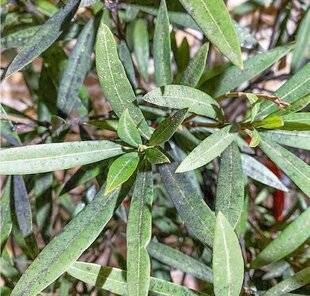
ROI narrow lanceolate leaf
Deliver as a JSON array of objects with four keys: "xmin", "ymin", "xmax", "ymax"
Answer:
[
  {"xmin": 96, "ymin": 21, "xmax": 151, "ymax": 138},
  {"xmin": 259, "ymin": 136, "xmax": 310, "ymax": 196},
  {"xmin": 216, "ymin": 142, "xmax": 244, "ymax": 228},
  {"xmin": 106, "ymin": 152, "xmax": 140, "ymax": 193},
  {"xmin": 143, "ymin": 85, "xmax": 219, "ymax": 119},
  {"xmin": 257, "ymin": 62, "xmax": 310, "ymax": 118},
  {"xmin": 11, "ymin": 183, "xmax": 131, "ymax": 296},
  {"xmin": 178, "ymin": 0, "xmax": 242, "ymax": 68},
  {"xmin": 3, "ymin": 0, "xmax": 80, "ymax": 79},
  {"xmin": 264, "ymin": 267, "xmax": 310, "ymax": 296},
  {"xmin": 291, "ymin": 10, "xmax": 310, "ymax": 72},
  {"xmin": 159, "ymin": 161, "xmax": 215, "ymax": 247},
  {"xmin": 0, "ymin": 140, "xmax": 123, "ymax": 175},
  {"xmin": 149, "ymin": 109, "xmax": 188, "ymax": 146},
  {"xmin": 176, "ymin": 126, "xmax": 235, "ymax": 173},
  {"xmin": 213, "ymin": 212, "xmax": 244, "ymax": 296},
  {"xmin": 153, "ymin": 0, "xmax": 172, "ymax": 86},
  {"xmin": 13, "ymin": 176, "xmax": 32, "ymax": 237},
  {"xmin": 241, "ymin": 154, "xmax": 288, "ymax": 192},
  {"xmin": 127, "ymin": 164, "xmax": 153, "ymax": 296},
  {"xmin": 282, "ymin": 112, "xmax": 310, "ymax": 130},
  {"xmin": 57, "ymin": 18, "xmax": 95, "ymax": 116},
  {"xmin": 147, "ymin": 241, "xmax": 213, "ymax": 283},
  {"xmin": 0, "ymin": 177, "xmax": 12, "ymax": 249},
  {"xmin": 133, "ymin": 19, "xmax": 149, "ymax": 81},
  {"xmin": 180, "ymin": 43, "xmax": 209, "ymax": 87},
  {"xmin": 68, "ymin": 262, "xmax": 206, "ymax": 296},
  {"xmin": 261, "ymin": 130, "xmax": 310, "ymax": 151},
  {"xmin": 145, "ymin": 147, "xmax": 170, "ymax": 165},
  {"xmin": 251, "ymin": 207, "xmax": 310, "ymax": 268},
  {"xmin": 275, "ymin": 94, "xmax": 310, "ymax": 115},
  {"xmin": 118, "ymin": 109, "xmax": 142, "ymax": 147},
  {"xmin": 202, "ymin": 45, "xmax": 293, "ymax": 97},
  {"xmin": 253, "ymin": 115, "xmax": 284, "ymax": 129}
]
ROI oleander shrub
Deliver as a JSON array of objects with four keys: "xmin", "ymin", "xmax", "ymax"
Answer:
[{"xmin": 0, "ymin": 0, "xmax": 309, "ymax": 295}]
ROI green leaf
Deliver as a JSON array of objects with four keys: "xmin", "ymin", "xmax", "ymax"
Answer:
[
  {"xmin": 264, "ymin": 267, "xmax": 310, "ymax": 296},
  {"xmin": 149, "ymin": 108, "xmax": 188, "ymax": 146},
  {"xmin": 251, "ymin": 207, "xmax": 310, "ymax": 268},
  {"xmin": 143, "ymin": 85, "xmax": 219, "ymax": 119},
  {"xmin": 178, "ymin": 0, "xmax": 242, "ymax": 68},
  {"xmin": 106, "ymin": 152, "xmax": 140, "ymax": 193},
  {"xmin": 159, "ymin": 161, "xmax": 215, "ymax": 247},
  {"xmin": 259, "ymin": 136, "xmax": 310, "ymax": 196},
  {"xmin": 3, "ymin": 0, "xmax": 80, "ymax": 79},
  {"xmin": 180, "ymin": 42, "xmax": 209, "ymax": 87},
  {"xmin": 118, "ymin": 41, "xmax": 138, "ymax": 87},
  {"xmin": 282, "ymin": 112, "xmax": 310, "ymax": 130},
  {"xmin": 257, "ymin": 62, "xmax": 310, "ymax": 118},
  {"xmin": 133, "ymin": 19, "xmax": 149, "ymax": 81},
  {"xmin": 253, "ymin": 115, "xmax": 284, "ymax": 129},
  {"xmin": 11, "ymin": 183, "xmax": 131, "ymax": 296},
  {"xmin": 0, "ymin": 140, "xmax": 123, "ymax": 175},
  {"xmin": 241, "ymin": 154, "xmax": 288, "ymax": 192},
  {"xmin": 291, "ymin": 10, "xmax": 310, "ymax": 72},
  {"xmin": 202, "ymin": 45, "xmax": 293, "ymax": 97},
  {"xmin": 216, "ymin": 142, "xmax": 244, "ymax": 228},
  {"xmin": 147, "ymin": 241, "xmax": 213, "ymax": 283},
  {"xmin": 0, "ymin": 177, "xmax": 12, "ymax": 249},
  {"xmin": 12, "ymin": 176, "xmax": 32, "ymax": 237},
  {"xmin": 95, "ymin": 21, "xmax": 151, "ymax": 138},
  {"xmin": 127, "ymin": 163, "xmax": 153, "ymax": 296},
  {"xmin": 118, "ymin": 109, "xmax": 142, "ymax": 147},
  {"xmin": 145, "ymin": 147, "xmax": 170, "ymax": 164},
  {"xmin": 153, "ymin": 0, "xmax": 172, "ymax": 86},
  {"xmin": 68, "ymin": 261, "xmax": 206, "ymax": 295},
  {"xmin": 0, "ymin": 26, "xmax": 39, "ymax": 50},
  {"xmin": 261, "ymin": 130, "xmax": 310, "ymax": 151},
  {"xmin": 176, "ymin": 126, "xmax": 235, "ymax": 173},
  {"xmin": 57, "ymin": 18, "xmax": 95, "ymax": 117},
  {"xmin": 274, "ymin": 94, "xmax": 310, "ymax": 116},
  {"xmin": 213, "ymin": 212, "xmax": 244, "ymax": 296}
]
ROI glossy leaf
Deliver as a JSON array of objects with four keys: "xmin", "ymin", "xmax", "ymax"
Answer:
[
  {"xmin": 179, "ymin": 0, "xmax": 242, "ymax": 68},
  {"xmin": 149, "ymin": 108, "xmax": 188, "ymax": 146},
  {"xmin": 11, "ymin": 183, "xmax": 131, "ymax": 296},
  {"xmin": 145, "ymin": 147, "xmax": 170, "ymax": 164},
  {"xmin": 216, "ymin": 142, "xmax": 244, "ymax": 228},
  {"xmin": 213, "ymin": 212, "xmax": 244, "ymax": 296},
  {"xmin": 180, "ymin": 43, "xmax": 209, "ymax": 87},
  {"xmin": 133, "ymin": 19, "xmax": 149, "ymax": 81},
  {"xmin": 153, "ymin": 0, "xmax": 172, "ymax": 86},
  {"xmin": 159, "ymin": 161, "xmax": 215, "ymax": 247},
  {"xmin": 257, "ymin": 62, "xmax": 310, "ymax": 118},
  {"xmin": 106, "ymin": 152, "xmax": 140, "ymax": 193},
  {"xmin": 261, "ymin": 130, "xmax": 310, "ymax": 151},
  {"xmin": 282, "ymin": 112, "xmax": 310, "ymax": 130},
  {"xmin": 259, "ymin": 136, "xmax": 310, "ymax": 196},
  {"xmin": 0, "ymin": 177, "xmax": 12, "ymax": 249},
  {"xmin": 253, "ymin": 115, "xmax": 284, "ymax": 129},
  {"xmin": 143, "ymin": 85, "xmax": 219, "ymax": 119},
  {"xmin": 147, "ymin": 241, "xmax": 213, "ymax": 283},
  {"xmin": 118, "ymin": 109, "xmax": 142, "ymax": 147},
  {"xmin": 202, "ymin": 45, "xmax": 293, "ymax": 97},
  {"xmin": 3, "ymin": 0, "xmax": 80, "ymax": 79},
  {"xmin": 291, "ymin": 10, "xmax": 310, "ymax": 72},
  {"xmin": 57, "ymin": 18, "xmax": 95, "ymax": 116},
  {"xmin": 96, "ymin": 21, "xmax": 151, "ymax": 138},
  {"xmin": 176, "ymin": 126, "xmax": 235, "ymax": 173},
  {"xmin": 0, "ymin": 140, "xmax": 123, "ymax": 175},
  {"xmin": 275, "ymin": 94, "xmax": 310, "ymax": 116},
  {"xmin": 251, "ymin": 207, "xmax": 310, "ymax": 268},
  {"xmin": 68, "ymin": 261, "xmax": 206, "ymax": 295},
  {"xmin": 241, "ymin": 154, "xmax": 288, "ymax": 192},
  {"xmin": 127, "ymin": 163, "xmax": 153, "ymax": 296},
  {"xmin": 265, "ymin": 267, "xmax": 310, "ymax": 296}
]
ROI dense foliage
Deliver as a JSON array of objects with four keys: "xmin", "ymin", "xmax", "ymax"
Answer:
[{"xmin": 0, "ymin": 0, "xmax": 309, "ymax": 295}]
